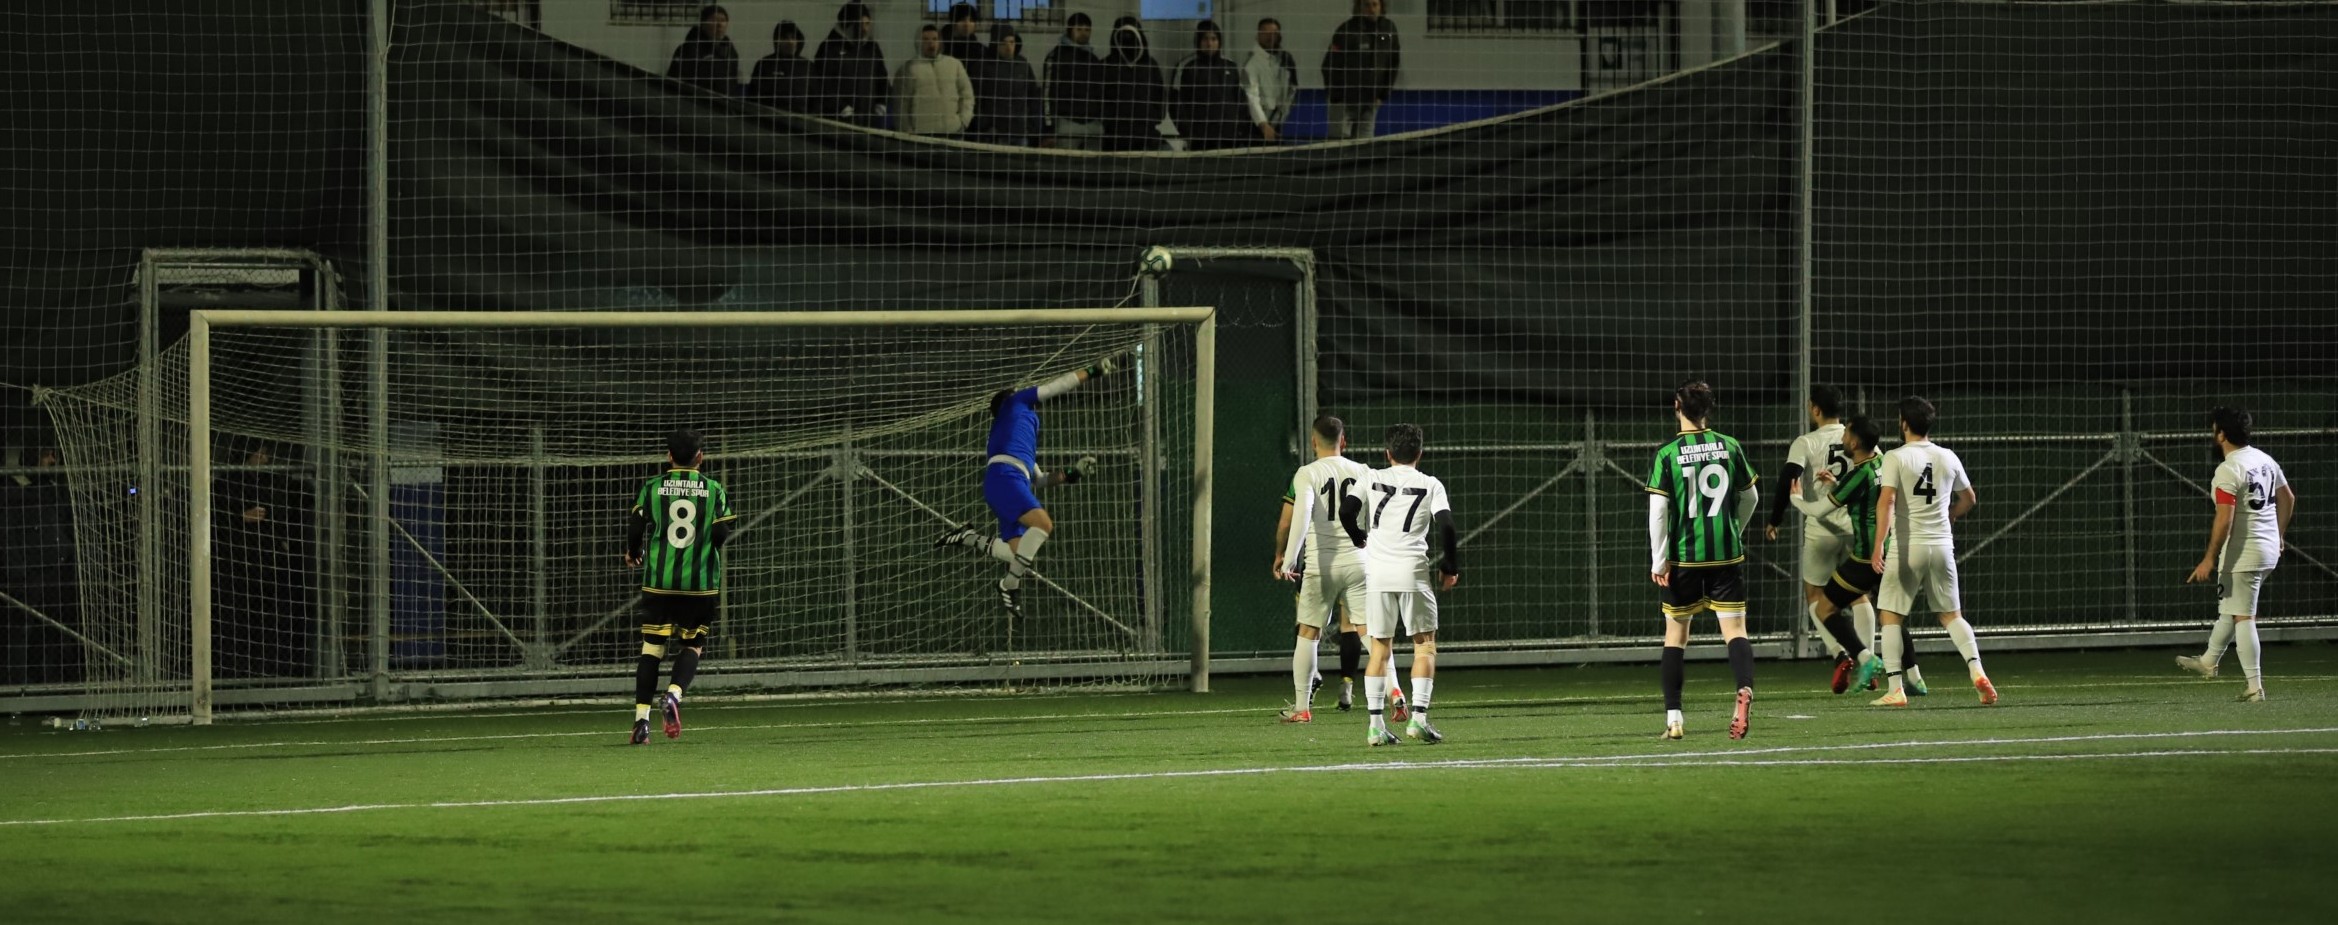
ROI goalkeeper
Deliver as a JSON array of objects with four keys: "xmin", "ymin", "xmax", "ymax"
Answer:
[{"xmin": 935, "ymin": 354, "xmax": 1123, "ymax": 615}]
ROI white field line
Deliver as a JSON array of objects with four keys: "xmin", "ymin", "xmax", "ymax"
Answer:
[{"xmin": 5, "ymin": 738, "xmax": 2337, "ymax": 828}]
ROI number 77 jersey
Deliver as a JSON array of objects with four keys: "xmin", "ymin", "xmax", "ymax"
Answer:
[
  {"xmin": 1348, "ymin": 463, "xmax": 1454, "ymax": 591},
  {"xmin": 1647, "ymin": 429, "xmax": 1759, "ymax": 567}
]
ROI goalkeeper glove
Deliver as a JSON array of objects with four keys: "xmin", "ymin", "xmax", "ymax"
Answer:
[
  {"xmin": 1062, "ymin": 455, "xmax": 1100, "ymax": 484},
  {"xmin": 1086, "ymin": 353, "xmax": 1125, "ymax": 378}
]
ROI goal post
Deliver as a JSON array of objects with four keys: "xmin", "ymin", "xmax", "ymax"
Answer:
[{"xmin": 157, "ymin": 307, "xmax": 1218, "ymax": 723}]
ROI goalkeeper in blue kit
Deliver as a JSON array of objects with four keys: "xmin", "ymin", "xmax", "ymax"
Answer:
[{"xmin": 934, "ymin": 353, "xmax": 1123, "ymax": 614}]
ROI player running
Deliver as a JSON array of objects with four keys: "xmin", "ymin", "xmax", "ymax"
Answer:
[
  {"xmin": 2179, "ymin": 407, "xmax": 2295, "ymax": 702},
  {"xmin": 1788, "ymin": 414, "xmax": 1927, "ymax": 697},
  {"xmin": 933, "ymin": 355, "xmax": 1122, "ymax": 615},
  {"xmin": 623, "ymin": 429, "xmax": 738, "ymax": 745},
  {"xmin": 1764, "ymin": 386, "xmax": 1867, "ymax": 691},
  {"xmin": 1869, "ymin": 396, "xmax": 1994, "ymax": 707},
  {"xmin": 1338, "ymin": 423, "xmax": 1457, "ymax": 746},
  {"xmin": 1646, "ymin": 380, "xmax": 1761, "ymax": 740},
  {"xmin": 1272, "ymin": 414, "xmax": 1403, "ymax": 723}
]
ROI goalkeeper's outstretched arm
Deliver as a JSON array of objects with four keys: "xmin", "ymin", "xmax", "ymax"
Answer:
[{"xmin": 1033, "ymin": 353, "xmax": 1126, "ymax": 402}]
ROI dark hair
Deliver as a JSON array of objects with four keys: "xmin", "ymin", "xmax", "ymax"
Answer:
[
  {"xmin": 1810, "ymin": 384, "xmax": 1844, "ymax": 419},
  {"xmin": 1898, "ymin": 396, "xmax": 1937, "ymax": 438},
  {"xmin": 950, "ymin": 3, "xmax": 977, "ymax": 23},
  {"xmin": 1310, "ymin": 414, "xmax": 1345, "ymax": 446},
  {"xmin": 699, "ymin": 4, "xmax": 727, "ymax": 22},
  {"xmin": 919, "ymin": 23, "xmax": 940, "ymax": 36},
  {"xmin": 989, "ymin": 389, "xmax": 1015, "ymax": 419},
  {"xmin": 774, "ymin": 19, "xmax": 804, "ymax": 42},
  {"xmin": 1259, "ymin": 17, "xmax": 1281, "ymax": 28},
  {"xmin": 2210, "ymin": 406, "xmax": 2253, "ymax": 447},
  {"xmin": 1385, "ymin": 423, "xmax": 1425, "ymax": 465},
  {"xmin": 1067, "ymin": 12, "xmax": 1091, "ymax": 28},
  {"xmin": 836, "ymin": 2, "xmax": 870, "ymax": 24},
  {"xmin": 668, "ymin": 429, "xmax": 704, "ymax": 463},
  {"xmin": 1674, "ymin": 379, "xmax": 1716, "ymax": 424},
  {"xmin": 1844, "ymin": 414, "xmax": 1881, "ymax": 454},
  {"xmin": 1195, "ymin": 19, "xmax": 1222, "ymax": 43},
  {"xmin": 990, "ymin": 22, "xmax": 1018, "ymax": 44}
]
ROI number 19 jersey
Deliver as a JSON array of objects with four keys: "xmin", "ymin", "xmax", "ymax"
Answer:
[
  {"xmin": 632, "ymin": 467, "xmax": 736, "ymax": 595},
  {"xmin": 1646, "ymin": 429, "xmax": 1759, "ymax": 567}
]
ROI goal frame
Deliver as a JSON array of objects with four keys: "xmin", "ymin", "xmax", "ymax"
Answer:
[{"xmin": 186, "ymin": 307, "xmax": 1218, "ymax": 724}]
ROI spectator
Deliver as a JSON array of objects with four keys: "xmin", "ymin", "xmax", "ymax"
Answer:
[
  {"xmin": 666, "ymin": 5, "xmax": 742, "ymax": 96},
  {"xmin": 817, "ymin": 2, "xmax": 890, "ymax": 126},
  {"xmin": 1323, "ymin": 0, "xmax": 1400, "ymax": 140},
  {"xmin": 1042, "ymin": 13, "xmax": 1106, "ymax": 150},
  {"xmin": 1172, "ymin": 20, "xmax": 1249, "ymax": 151},
  {"xmin": 941, "ymin": 3, "xmax": 985, "ymax": 63},
  {"xmin": 219, "ymin": 442, "xmax": 311, "ymax": 679},
  {"xmin": 1242, "ymin": 17, "xmax": 1298, "ymax": 142},
  {"xmin": 2, "ymin": 446, "xmax": 76, "ymax": 685},
  {"xmin": 749, "ymin": 20, "xmax": 815, "ymax": 112},
  {"xmin": 969, "ymin": 24, "xmax": 1042, "ymax": 147},
  {"xmin": 1100, "ymin": 17, "xmax": 1166, "ymax": 152},
  {"xmin": 894, "ymin": 24, "xmax": 975, "ymax": 137}
]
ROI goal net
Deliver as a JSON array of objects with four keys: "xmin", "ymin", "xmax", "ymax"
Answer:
[{"xmin": 40, "ymin": 308, "xmax": 1216, "ymax": 724}]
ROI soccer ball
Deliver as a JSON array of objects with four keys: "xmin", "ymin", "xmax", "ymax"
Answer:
[{"xmin": 1139, "ymin": 245, "xmax": 1174, "ymax": 278}]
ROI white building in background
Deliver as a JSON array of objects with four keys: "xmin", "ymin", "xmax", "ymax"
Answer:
[{"xmin": 536, "ymin": 0, "xmax": 1757, "ymax": 100}]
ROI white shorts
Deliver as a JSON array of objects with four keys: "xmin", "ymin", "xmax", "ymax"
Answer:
[
  {"xmin": 2219, "ymin": 569, "xmax": 2268, "ymax": 617},
  {"xmin": 1294, "ymin": 559, "xmax": 1369, "ymax": 631},
  {"xmin": 1366, "ymin": 589, "xmax": 1439, "ymax": 640},
  {"xmin": 1878, "ymin": 543, "xmax": 1961, "ymax": 616},
  {"xmin": 1800, "ymin": 528, "xmax": 1851, "ymax": 586}
]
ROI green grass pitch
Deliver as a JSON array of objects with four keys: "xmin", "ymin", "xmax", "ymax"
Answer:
[{"xmin": 5, "ymin": 646, "xmax": 2337, "ymax": 924}]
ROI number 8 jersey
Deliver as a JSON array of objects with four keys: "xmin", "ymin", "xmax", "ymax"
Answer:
[
  {"xmin": 1646, "ymin": 428, "xmax": 1759, "ymax": 568},
  {"xmin": 632, "ymin": 467, "xmax": 737, "ymax": 595}
]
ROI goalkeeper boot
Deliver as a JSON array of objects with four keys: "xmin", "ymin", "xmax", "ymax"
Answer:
[
  {"xmin": 1905, "ymin": 665, "xmax": 1930, "ymax": 696},
  {"xmin": 1369, "ymin": 728, "xmax": 1402, "ymax": 747},
  {"xmin": 1974, "ymin": 675, "xmax": 1999, "ymax": 706},
  {"xmin": 659, "ymin": 692, "xmax": 683, "ymax": 740},
  {"xmin": 1405, "ymin": 717, "xmax": 1444, "ymax": 744},
  {"xmin": 998, "ymin": 578, "xmax": 1023, "ymax": 617},
  {"xmin": 932, "ymin": 524, "xmax": 979, "ymax": 550},
  {"xmin": 1830, "ymin": 655, "xmax": 1854, "ymax": 695},
  {"xmin": 1388, "ymin": 688, "xmax": 1410, "ymax": 724},
  {"xmin": 2176, "ymin": 655, "xmax": 2219, "ymax": 679},
  {"xmin": 630, "ymin": 718, "xmax": 652, "ymax": 745}
]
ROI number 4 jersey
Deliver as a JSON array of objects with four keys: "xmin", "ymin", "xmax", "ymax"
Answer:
[
  {"xmin": 1647, "ymin": 429, "xmax": 1760, "ymax": 568},
  {"xmin": 2215, "ymin": 446, "xmax": 2289, "ymax": 573},
  {"xmin": 1880, "ymin": 441, "xmax": 1970, "ymax": 551},
  {"xmin": 632, "ymin": 467, "xmax": 736, "ymax": 595}
]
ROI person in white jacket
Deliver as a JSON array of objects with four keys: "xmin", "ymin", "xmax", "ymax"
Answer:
[
  {"xmin": 1241, "ymin": 18, "xmax": 1297, "ymax": 142},
  {"xmin": 894, "ymin": 25, "xmax": 975, "ymax": 136}
]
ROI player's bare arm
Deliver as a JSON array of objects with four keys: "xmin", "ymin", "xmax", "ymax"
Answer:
[
  {"xmin": 2276, "ymin": 484, "xmax": 2296, "ymax": 554},
  {"xmin": 1950, "ymin": 487, "xmax": 1977, "ymax": 521},
  {"xmin": 1871, "ymin": 486, "xmax": 1897, "ymax": 574},
  {"xmin": 2187, "ymin": 500, "xmax": 2236, "ymax": 584}
]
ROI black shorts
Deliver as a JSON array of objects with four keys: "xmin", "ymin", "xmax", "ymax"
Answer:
[
  {"xmin": 1821, "ymin": 560, "xmax": 1882, "ymax": 609},
  {"xmin": 641, "ymin": 592, "xmax": 718, "ymax": 642},
  {"xmin": 1661, "ymin": 563, "xmax": 1746, "ymax": 618}
]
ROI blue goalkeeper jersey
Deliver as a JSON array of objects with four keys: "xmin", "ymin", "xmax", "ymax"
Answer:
[{"xmin": 985, "ymin": 387, "xmax": 1042, "ymax": 472}]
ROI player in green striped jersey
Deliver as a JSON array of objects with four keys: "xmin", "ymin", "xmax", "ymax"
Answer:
[
  {"xmin": 1789, "ymin": 414, "xmax": 1927, "ymax": 696},
  {"xmin": 1645, "ymin": 381, "xmax": 1761, "ymax": 740},
  {"xmin": 622, "ymin": 429, "xmax": 737, "ymax": 745}
]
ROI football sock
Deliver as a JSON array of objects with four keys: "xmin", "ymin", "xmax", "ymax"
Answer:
[
  {"xmin": 634, "ymin": 653, "xmax": 661, "ymax": 710},
  {"xmin": 1726, "ymin": 636, "xmax": 1756, "ymax": 692},
  {"xmin": 1292, "ymin": 635, "xmax": 1318, "ymax": 708},
  {"xmin": 1821, "ymin": 612, "xmax": 1865, "ymax": 659},
  {"xmin": 1660, "ymin": 645, "xmax": 1685, "ymax": 711},
  {"xmin": 1899, "ymin": 624, "xmax": 1921, "ymax": 670},
  {"xmin": 2234, "ymin": 619, "xmax": 2263, "ymax": 689},
  {"xmin": 1365, "ymin": 673, "xmax": 1389, "ymax": 731},
  {"xmin": 1882, "ymin": 627, "xmax": 1906, "ymax": 694},
  {"xmin": 671, "ymin": 646, "xmax": 700, "ymax": 694},
  {"xmin": 2204, "ymin": 614, "xmax": 2235, "ymax": 668},
  {"xmin": 1944, "ymin": 617, "xmax": 1985, "ymax": 680},
  {"xmin": 1013, "ymin": 526, "xmax": 1051, "ymax": 573},
  {"xmin": 1851, "ymin": 599, "xmax": 1879, "ymax": 652},
  {"xmin": 1337, "ymin": 631, "xmax": 1363, "ymax": 684},
  {"xmin": 635, "ymin": 703, "xmax": 652, "ymax": 722},
  {"xmin": 1411, "ymin": 677, "xmax": 1434, "ymax": 722},
  {"xmin": 1665, "ymin": 708, "xmax": 1684, "ymax": 728},
  {"xmin": 1808, "ymin": 600, "xmax": 1846, "ymax": 657},
  {"xmin": 987, "ymin": 534, "xmax": 1015, "ymax": 564},
  {"xmin": 1388, "ymin": 654, "xmax": 1404, "ymax": 700}
]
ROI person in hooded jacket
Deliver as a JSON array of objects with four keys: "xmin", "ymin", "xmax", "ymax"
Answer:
[
  {"xmin": 666, "ymin": 5, "xmax": 741, "ymax": 96},
  {"xmin": 1323, "ymin": 0, "xmax": 1401, "ymax": 140},
  {"xmin": 894, "ymin": 24, "xmax": 975, "ymax": 137},
  {"xmin": 1100, "ymin": 17, "xmax": 1165, "ymax": 152},
  {"xmin": 969, "ymin": 24, "xmax": 1043, "ymax": 147},
  {"xmin": 1171, "ymin": 19, "xmax": 1250, "ymax": 151},
  {"xmin": 1042, "ymin": 13, "xmax": 1106, "ymax": 150},
  {"xmin": 1242, "ymin": 17, "xmax": 1298, "ymax": 142},
  {"xmin": 749, "ymin": 20, "xmax": 815, "ymax": 112},
  {"xmin": 816, "ymin": 2, "xmax": 890, "ymax": 126}
]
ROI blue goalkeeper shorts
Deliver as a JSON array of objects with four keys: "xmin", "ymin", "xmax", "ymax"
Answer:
[{"xmin": 982, "ymin": 462, "xmax": 1043, "ymax": 541}]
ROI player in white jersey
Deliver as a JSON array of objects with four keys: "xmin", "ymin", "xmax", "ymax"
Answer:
[
  {"xmin": 1273, "ymin": 415, "xmax": 1403, "ymax": 722},
  {"xmin": 1337, "ymin": 423, "xmax": 1458, "ymax": 746},
  {"xmin": 2180, "ymin": 407, "xmax": 2295, "ymax": 701},
  {"xmin": 1869, "ymin": 396, "xmax": 1996, "ymax": 707},
  {"xmin": 1763, "ymin": 385, "xmax": 1874, "ymax": 694}
]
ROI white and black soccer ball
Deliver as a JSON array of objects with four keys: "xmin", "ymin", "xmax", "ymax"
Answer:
[{"xmin": 1139, "ymin": 245, "xmax": 1174, "ymax": 278}]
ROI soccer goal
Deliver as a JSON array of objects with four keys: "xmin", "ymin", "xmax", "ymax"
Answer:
[{"xmin": 41, "ymin": 308, "xmax": 1216, "ymax": 724}]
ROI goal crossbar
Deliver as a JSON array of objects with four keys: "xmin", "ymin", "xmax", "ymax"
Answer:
[{"xmin": 184, "ymin": 307, "xmax": 1218, "ymax": 724}]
